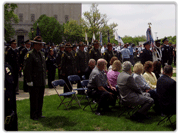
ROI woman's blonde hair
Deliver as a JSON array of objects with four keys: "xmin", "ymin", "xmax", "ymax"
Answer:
[
  {"xmin": 112, "ymin": 60, "xmax": 122, "ymax": 71},
  {"xmin": 133, "ymin": 62, "xmax": 144, "ymax": 74}
]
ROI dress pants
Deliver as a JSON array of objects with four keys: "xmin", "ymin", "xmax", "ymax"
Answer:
[{"xmin": 29, "ymin": 86, "xmax": 45, "ymax": 119}]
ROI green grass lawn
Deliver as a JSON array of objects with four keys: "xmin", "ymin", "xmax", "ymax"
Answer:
[{"xmin": 17, "ymin": 95, "xmax": 176, "ymax": 131}]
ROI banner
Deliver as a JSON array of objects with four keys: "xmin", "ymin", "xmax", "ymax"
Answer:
[{"xmin": 114, "ymin": 31, "xmax": 124, "ymax": 45}]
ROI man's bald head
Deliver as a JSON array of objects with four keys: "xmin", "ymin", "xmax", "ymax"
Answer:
[{"xmin": 97, "ymin": 58, "xmax": 106, "ymax": 71}]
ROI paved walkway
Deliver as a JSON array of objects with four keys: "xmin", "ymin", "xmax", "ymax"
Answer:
[{"xmin": 16, "ymin": 67, "xmax": 176, "ymax": 101}]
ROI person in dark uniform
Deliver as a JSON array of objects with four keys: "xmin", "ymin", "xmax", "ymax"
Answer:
[
  {"xmin": 168, "ymin": 42, "xmax": 173, "ymax": 65},
  {"xmin": 103, "ymin": 43, "xmax": 115, "ymax": 68},
  {"xmin": 23, "ymin": 36, "xmax": 46, "ymax": 120},
  {"xmin": 173, "ymin": 44, "xmax": 176, "ymax": 66},
  {"xmin": 5, "ymin": 63, "xmax": 18, "ymax": 131},
  {"xmin": 56, "ymin": 43, "xmax": 65, "ymax": 79},
  {"xmin": 18, "ymin": 41, "xmax": 25, "ymax": 78},
  {"xmin": 19, "ymin": 40, "xmax": 31, "ymax": 92},
  {"xmin": 89, "ymin": 40, "xmax": 102, "ymax": 62},
  {"xmin": 76, "ymin": 42, "xmax": 89, "ymax": 93},
  {"xmin": 140, "ymin": 41, "xmax": 152, "ymax": 65},
  {"xmin": 5, "ymin": 39, "xmax": 20, "ymax": 94},
  {"xmin": 46, "ymin": 49, "xmax": 57, "ymax": 88},
  {"xmin": 161, "ymin": 37, "xmax": 169, "ymax": 68},
  {"xmin": 72, "ymin": 44, "xmax": 77, "ymax": 57},
  {"xmin": 61, "ymin": 42, "xmax": 77, "ymax": 93},
  {"xmin": 45, "ymin": 42, "xmax": 51, "ymax": 58}
]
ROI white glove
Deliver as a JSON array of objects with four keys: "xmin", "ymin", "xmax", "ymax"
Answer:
[
  {"xmin": 165, "ymin": 63, "xmax": 168, "ymax": 66},
  {"xmin": 27, "ymin": 82, "xmax": 33, "ymax": 86}
]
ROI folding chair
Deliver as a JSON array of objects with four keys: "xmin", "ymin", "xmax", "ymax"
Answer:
[
  {"xmin": 51, "ymin": 79, "xmax": 81, "ymax": 110},
  {"xmin": 68, "ymin": 75, "xmax": 88, "ymax": 101},
  {"xmin": 157, "ymin": 114, "xmax": 175, "ymax": 126}
]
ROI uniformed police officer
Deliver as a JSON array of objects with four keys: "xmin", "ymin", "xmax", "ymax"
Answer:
[
  {"xmin": 61, "ymin": 42, "xmax": 77, "ymax": 93},
  {"xmin": 140, "ymin": 41, "xmax": 153, "ymax": 65},
  {"xmin": 103, "ymin": 43, "xmax": 115, "ymax": 68},
  {"xmin": 89, "ymin": 40, "xmax": 102, "ymax": 62},
  {"xmin": 46, "ymin": 49, "xmax": 57, "ymax": 88},
  {"xmin": 154, "ymin": 39, "xmax": 162, "ymax": 62},
  {"xmin": 19, "ymin": 40, "xmax": 31, "ymax": 92},
  {"xmin": 168, "ymin": 42, "xmax": 173, "ymax": 65},
  {"xmin": 76, "ymin": 42, "xmax": 89, "ymax": 93},
  {"xmin": 161, "ymin": 37, "xmax": 169, "ymax": 68},
  {"xmin": 23, "ymin": 36, "xmax": 46, "ymax": 120},
  {"xmin": 5, "ymin": 39, "xmax": 20, "ymax": 94},
  {"xmin": 56, "ymin": 43, "xmax": 65, "ymax": 79},
  {"xmin": 5, "ymin": 63, "xmax": 18, "ymax": 131}
]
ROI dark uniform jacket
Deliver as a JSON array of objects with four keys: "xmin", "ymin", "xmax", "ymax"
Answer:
[
  {"xmin": 46, "ymin": 55, "xmax": 57, "ymax": 71},
  {"xmin": 23, "ymin": 49, "xmax": 46, "ymax": 87},
  {"xmin": 56, "ymin": 50, "xmax": 64, "ymax": 69},
  {"xmin": 161, "ymin": 44, "xmax": 169, "ymax": 65},
  {"xmin": 61, "ymin": 50, "xmax": 77, "ymax": 76},
  {"xmin": 5, "ymin": 48, "xmax": 19, "ymax": 72},
  {"xmin": 89, "ymin": 47, "xmax": 102, "ymax": 62},
  {"xmin": 76, "ymin": 49, "xmax": 89, "ymax": 73},
  {"xmin": 156, "ymin": 74, "xmax": 176, "ymax": 114},
  {"xmin": 103, "ymin": 50, "xmax": 115, "ymax": 67},
  {"xmin": 19, "ymin": 48, "xmax": 30, "ymax": 68},
  {"xmin": 140, "ymin": 48, "xmax": 152, "ymax": 65}
]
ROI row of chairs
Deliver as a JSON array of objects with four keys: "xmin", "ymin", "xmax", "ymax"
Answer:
[{"xmin": 51, "ymin": 75, "xmax": 175, "ymax": 127}]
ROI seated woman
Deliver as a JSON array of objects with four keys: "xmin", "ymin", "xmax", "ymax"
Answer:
[
  {"xmin": 132, "ymin": 62, "xmax": 151, "ymax": 97},
  {"xmin": 153, "ymin": 61, "xmax": 162, "ymax": 80},
  {"xmin": 143, "ymin": 61, "xmax": 157, "ymax": 90},
  {"xmin": 108, "ymin": 56, "xmax": 118, "ymax": 71},
  {"xmin": 107, "ymin": 60, "xmax": 121, "ymax": 87}
]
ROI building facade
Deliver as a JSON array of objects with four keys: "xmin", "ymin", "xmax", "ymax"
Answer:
[{"xmin": 12, "ymin": 3, "xmax": 82, "ymax": 46}]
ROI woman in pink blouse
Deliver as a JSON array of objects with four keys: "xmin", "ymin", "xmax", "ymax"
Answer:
[{"xmin": 107, "ymin": 60, "xmax": 122, "ymax": 87}]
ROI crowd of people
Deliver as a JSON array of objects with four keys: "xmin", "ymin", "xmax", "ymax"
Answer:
[{"xmin": 4, "ymin": 35, "xmax": 176, "ymax": 130}]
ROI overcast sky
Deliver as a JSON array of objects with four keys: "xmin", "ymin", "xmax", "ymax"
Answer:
[{"xmin": 82, "ymin": 3, "xmax": 176, "ymax": 40}]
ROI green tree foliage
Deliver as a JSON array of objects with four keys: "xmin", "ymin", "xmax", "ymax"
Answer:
[
  {"xmin": 4, "ymin": 3, "xmax": 19, "ymax": 42},
  {"xmin": 29, "ymin": 14, "xmax": 63, "ymax": 44},
  {"xmin": 81, "ymin": 4, "xmax": 118, "ymax": 43},
  {"xmin": 63, "ymin": 20, "xmax": 84, "ymax": 43}
]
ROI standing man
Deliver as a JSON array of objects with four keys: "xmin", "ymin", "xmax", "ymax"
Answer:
[
  {"xmin": 19, "ymin": 40, "xmax": 31, "ymax": 92},
  {"xmin": 103, "ymin": 43, "xmax": 115, "ymax": 68},
  {"xmin": 89, "ymin": 40, "xmax": 102, "ymax": 62},
  {"xmin": 120, "ymin": 43, "xmax": 131, "ymax": 62},
  {"xmin": 23, "ymin": 36, "xmax": 46, "ymax": 120},
  {"xmin": 161, "ymin": 37, "xmax": 170, "ymax": 68},
  {"xmin": 140, "ymin": 41, "xmax": 153, "ymax": 65},
  {"xmin": 168, "ymin": 42, "xmax": 173, "ymax": 65},
  {"xmin": 5, "ymin": 39, "xmax": 20, "ymax": 94},
  {"xmin": 61, "ymin": 43, "xmax": 77, "ymax": 93},
  {"xmin": 56, "ymin": 43, "xmax": 65, "ymax": 79}
]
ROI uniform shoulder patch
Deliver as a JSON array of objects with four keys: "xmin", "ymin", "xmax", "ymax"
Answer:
[
  {"xmin": 103, "ymin": 52, "xmax": 105, "ymax": 55},
  {"xmin": 89, "ymin": 50, "xmax": 91, "ymax": 54},
  {"xmin": 61, "ymin": 53, "xmax": 64, "ymax": 58},
  {"xmin": 75, "ymin": 53, "xmax": 77, "ymax": 56},
  {"xmin": 26, "ymin": 53, "xmax": 29, "ymax": 58}
]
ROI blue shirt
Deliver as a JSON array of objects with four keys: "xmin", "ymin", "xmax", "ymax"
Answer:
[{"xmin": 120, "ymin": 48, "xmax": 131, "ymax": 59}]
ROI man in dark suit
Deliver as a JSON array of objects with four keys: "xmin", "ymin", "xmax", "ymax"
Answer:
[
  {"xmin": 156, "ymin": 65, "xmax": 176, "ymax": 115},
  {"xmin": 161, "ymin": 37, "xmax": 170, "ymax": 68},
  {"xmin": 23, "ymin": 36, "xmax": 46, "ymax": 120}
]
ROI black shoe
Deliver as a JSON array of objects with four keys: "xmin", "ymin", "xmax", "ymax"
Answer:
[
  {"xmin": 16, "ymin": 92, "xmax": 19, "ymax": 95},
  {"xmin": 130, "ymin": 113, "xmax": 144, "ymax": 123},
  {"xmin": 32, "ymin": 117, "xmax": 39, "ymax": 121}
]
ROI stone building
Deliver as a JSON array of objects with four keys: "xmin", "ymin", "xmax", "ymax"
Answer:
[{"xmin": 12, "ymin": 3, "xmax": 82, "ymax": 46}]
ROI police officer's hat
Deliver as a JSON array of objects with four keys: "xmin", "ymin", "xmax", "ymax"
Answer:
[
  {"xmin": 155, "ymin": 39, "xmax": 161, "ymax": 44},
  {"xmin": 31, "ymin": 36, "xmax": 45, "ymax": 44},
  {"xmin": 59, "ymin": 43, "xmax": 64, "ymax": 47},
  {"xmin": 10, "ymin": 39, "xmax": 17, "ymax": 44},
  {"xmin": 78, "ymin": 42, "xmax": 86, "ymax": 47},
  {"xmin": 24, "ymin": 40, "xmax": 31, "ymax": 44},
  {"xmin": 72, "ymin": 44, "xmax": 77, "ymax": 48},
  {"xmin": 93, "ymin": 40, "xmax": 100, "ymax": 45},
  {"xmin": 162, "ymin": 37, "xmax": 169, "ymax": 43},
  {"xmin": 143, "ymin": 41, "xmax": 150, "ymax": 46},
  {"xmin": 65, "ymin": 42, "xmax": 72, "ymax": 48}
]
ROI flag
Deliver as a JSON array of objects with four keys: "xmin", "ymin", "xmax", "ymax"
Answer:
[
  {"xmin": 114, "ymin": 31, "xmax": 124, "ymax": 45},
  {"xmin": 107, "ymin": 31, "xmax": 110, "ymax": 43},
  {"xmin": 99, "ymin": 32, "xmax": 102, "ymax": 46},
  {"xmin": 85, "ymin": 32, "xmax": 89, "ymax": 45},
  {"xmin": 146, "ymin": 27, "xmax": 154, "ymax": 48},
  {"xmin": 92, "ymin": 32, "xmax": 95, "ymax": 43}
]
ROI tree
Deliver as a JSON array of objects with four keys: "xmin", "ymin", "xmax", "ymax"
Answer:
[
  {"xmin": 81, "ymin": 4, "xmax": 118, "ymax": 43},
  {"xmin": 4, "ymin": 3, "xmax": 19, "ymax": 42},
  {"xmin": 29, "ymin": 14, "xmax": 63, "ymax": 44},
  {"xmin": 63, "ymin": 19, "xmax": 84, "ymax": 43}
]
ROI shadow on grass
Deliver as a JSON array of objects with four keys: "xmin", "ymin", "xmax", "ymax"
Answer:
[{"xmin": 38, "ymin": 116, "xmax": 77, "ymax": 129}]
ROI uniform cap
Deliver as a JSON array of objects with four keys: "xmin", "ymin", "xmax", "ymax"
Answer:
[{"xmin": 143, "ymin": 41, "xmax": 150, "ymax": 46}]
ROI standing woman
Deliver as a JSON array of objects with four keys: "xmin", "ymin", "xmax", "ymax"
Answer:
[{"xmin": 46, "ymin": 49, "xmax": 57, "ymax": 88}]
